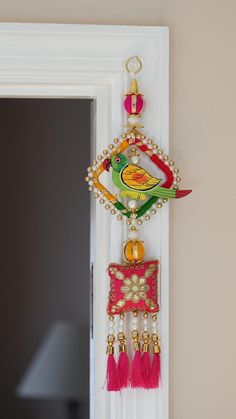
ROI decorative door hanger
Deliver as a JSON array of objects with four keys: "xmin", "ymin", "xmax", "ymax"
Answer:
[{"xmin": 85, "ymin": 56, "xmax": 191, "ymax": 391}]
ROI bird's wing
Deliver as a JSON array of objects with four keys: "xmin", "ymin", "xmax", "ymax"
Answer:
[{"xmin": 121, "ymin": 164, "xmax": 162, "ymax": 191}]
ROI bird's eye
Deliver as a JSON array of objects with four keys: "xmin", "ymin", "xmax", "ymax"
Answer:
[{"xmin": 115, "ymin": 156, "xmax": 121, "ymax": 164}]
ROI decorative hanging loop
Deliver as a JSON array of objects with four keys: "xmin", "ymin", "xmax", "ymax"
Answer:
[{"xmin": 85, "ymin": 56, "xmax": 192, "ymax": 392}]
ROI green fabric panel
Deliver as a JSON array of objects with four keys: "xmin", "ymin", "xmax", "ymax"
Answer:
[
  {"xmin": 114, "ymin": 201, "xmax": 131, "ymax": 217},
  {"xmin": 137, "ymin": 196, "xmax": 158, "ymax": 218}
]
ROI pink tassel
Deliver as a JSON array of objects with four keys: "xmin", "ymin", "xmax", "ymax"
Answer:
[
  {"xmin": 141, "ymin": 351, "xmax": 151, "ymax": 388},
  {"xmin": 117, "ymin": 351, "xmax": 129, "ymax": 389},
  {"xmin": 106, "ymin": 353, "xmax": 120, "ymax": 392},
  {"xmin": 130, "ymin": 350, "xmax": 143, "ymax": 388},
  {"xmin": 149, "ymin": 352, "xmax": 160, "ymax": 388}
]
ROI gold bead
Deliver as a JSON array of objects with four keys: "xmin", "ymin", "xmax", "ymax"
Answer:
[
  {"xmin": 158, "ymin": 149, "xmax": 163, "ymax": 155},
  {"xmin": 120, "ymin": 313, "xmax": 125, "ymax": 319},
  {"xmin": 109, "ymin": 315, "xmax": 114, "ymax": 320},
  {"xmin": 157, "ymin": 202, "xmax": 162, "ymax": 208},
  {"xmin": 107, "ymin": 334, "xmax": 115, "ymax": 343},
  {"xmin": 174, "ymin": 168, "xmax": 179, "ymax": 173},
  {"xmin": 103, "ymin": 150, "xmax": 109, "ymax": 155},
  {"xmin": 88, "ymin": 186, "xmax": 93, "ymax": 191},
  {"xmin": 117, "ymin": 215, "xmax": 123, "ymax": 220},
  {"xmin": 163, "ymin": 155, "xmax": 168, "ymax": 161},
  {"xmin": 176, "ymin": 176, "xmax": 181, "ymax": 182},
  {"xmin": 152, "ymin": 314, "xmax": 157, "ymax": 321},
  {"xmin": 99, "ymin": 198, "xmax": 105, "ymax": 204},
  {"xmin": 114, "ymin": 138, "xmax": 119, "ymax": 143},
  {"xmin": 97, "ymin": 154, "xmax": 103, "ymax": 160},
  {"xmin": 145, "ymin": 215, "xmax": 150, "ymax": 221},
  {"xmin": 142, "ymin": 332, "xmax": 149, "ymax": 342},
  {"xmin": 137, "ymin": 219, "xmax": 142, "ymax": 225},
  {"xmin": 126, "ymin": 219, "xmax": 132, "ymax": 225},
  {"xmin": 85, "ymin": 176, "xmax": 89, "ymax": 182},
  {"xmin": 151, "ymin": 208, "xmax": 156, "ymax": 214},
  {"xmin": 163, "ymin": 198, "xmax": 168, "ymax": 203},
  {"xmin": 94, "ymin": 193, "xmax": 99, "ymax": 198},
  {"xmin": 147, "ymin": 139, "xmax": 153, "ymax": 144},
  {"xmin": 133, "ymin": 310, "xmax": 138, "ymax": 317},
  {"xmin": 121, "ymin": 133, "xmax": 126, "ymax": 138},
  {"xmin": 118, "ymin": 330, "xmax": 125, "ymax": 339},
  {"xmin": 108, "ymin": 144, "xmax": 114, "ymax": 149},
  {"xmin": 153, "ymin": 144, "xmax": 158, "ymax": 149},
  {"xmin": 87, "ymin": 167, "xmax": 92, "ymax": 172},
  {"xmin": 130, "ymin": 225, "xmax": 137, "ymax": 231},
  {"xmin": 105, "ymin": 204, "xmax": 110, "ymax": 210},
  {"xmin": 111, "ymin": 209, "xmax": 116, "ymax": 215},
  {"xmin": 92, "ymin": 160, "xmax": 97, "ymax": 165},
  {"xmin": 143, "ymin": 312, "xmax": 148, "ymax": 319},
  {"xmin": 141, "ymin": 134, "xmax": 146, "ymax": 139},
  {"xmin": 169, "ymin": 160, "xmax": 175, "ymax": 166},
  {"xmin": 173, "ymin": 185, "xmax": 179, "ymax": 190}
]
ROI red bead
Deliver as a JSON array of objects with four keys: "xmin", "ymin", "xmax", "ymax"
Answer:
[{"xmin": 124, "ymin": 94, "xmax": 144, "ymax": 115}]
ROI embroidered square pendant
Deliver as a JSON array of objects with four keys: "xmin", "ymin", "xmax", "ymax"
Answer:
[{"xmin": 107, "ymin": 260, "xmax": 159, "ymax": 315}]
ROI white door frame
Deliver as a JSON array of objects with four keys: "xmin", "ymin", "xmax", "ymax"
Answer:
[{"xmin": 0, "ymin": 23, "xmax": 169, "ymax": 419}]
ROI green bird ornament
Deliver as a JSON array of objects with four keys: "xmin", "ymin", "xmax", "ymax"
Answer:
[{"xmin": 103, "ymin": 153, "xmax": 191, "ymax": 200}]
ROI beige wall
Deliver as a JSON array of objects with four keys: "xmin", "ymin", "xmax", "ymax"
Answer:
[{"xmin": 1, "ymin": 1, "xmax": 236, "ymax": 418}]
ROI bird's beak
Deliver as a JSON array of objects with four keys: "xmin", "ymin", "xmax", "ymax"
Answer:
[{"xmin": 103, "ymin": 158, "xmax": 111, "ymax": 172}]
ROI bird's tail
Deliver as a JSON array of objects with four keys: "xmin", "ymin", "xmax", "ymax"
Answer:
[{"xmin": 150, "ymin": 187, "xmax": 192, "ymax": 199}]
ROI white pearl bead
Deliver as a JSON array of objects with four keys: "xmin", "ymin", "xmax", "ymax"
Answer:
[
  {"xmin": 118, "ymin": 327, "xmax": 123, "ymax": 333},
  {"xmin": 142, "ymin": 139, "xmax": 147, "ymax": 144},
  {"xmin": 144, "ymin": 326, "xmax": 148, "ymax": 331},
  {"xmin": 128, "ymin": 115, "xmax": 140, "ymax": 125},
  {"xmin": 128, "ymin": 200, "xmax": 137, "ymax": 209},
  {"xmin": 131, "ymin": 156, "xmax": 140, "ymax": 165},
  {"xmin": 152, "ymin": 321, "xmax": 157, "ymax": 328},
  {"xmin": 132, "ymin": 317, "xmax": 138, "ymax": 324},
  {"xmin": 128, "ymin": 230, "xmax": 139, "ymax": 240},
  {"xmin": 109, "ymin": 321, "xmax": 114, "ymax": 327},
  {"xmin": 119, "ymin": 320, "xmax": 124, "ymax": 326},
  {"xmin": 143, "ymin": 319, "xmax": 148, "ymax": 326}
]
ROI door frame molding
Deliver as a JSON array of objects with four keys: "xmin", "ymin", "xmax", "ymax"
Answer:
[{"xmin": 0, "ymin": 23, "xmax": 169, "ymax": 419}]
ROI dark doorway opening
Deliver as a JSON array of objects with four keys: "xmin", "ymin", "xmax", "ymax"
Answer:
[{"xmin": 0, "ymin": 99, "xmax": 92, "ymax": 419}]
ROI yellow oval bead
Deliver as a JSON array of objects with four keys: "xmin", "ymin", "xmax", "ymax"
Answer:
[{"xmin": 124, "ymin": 240, "xmax": 145, "ymax": 263}]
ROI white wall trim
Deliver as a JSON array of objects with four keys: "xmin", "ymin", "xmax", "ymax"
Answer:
[{"xmin": 0, "ymin": 23, "xmax": 169, "ymax": 419}]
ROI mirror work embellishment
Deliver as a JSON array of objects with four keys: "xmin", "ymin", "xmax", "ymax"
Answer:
[{"xmin": 85, "ymin": 56, "xmax": 192, "ymax": 391}]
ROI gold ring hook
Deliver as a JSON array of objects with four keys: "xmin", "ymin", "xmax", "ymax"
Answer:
[{"xmin": 125, "ymin": 56, "xmax": 142, "ymax": 75}]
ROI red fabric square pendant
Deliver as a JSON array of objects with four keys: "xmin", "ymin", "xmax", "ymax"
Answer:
[{"xmin": 107, "ymin": 260, "xmax": 159, "ymax": 315}]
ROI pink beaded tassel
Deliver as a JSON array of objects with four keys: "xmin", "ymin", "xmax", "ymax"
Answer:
[{"xmin": 106, "ymin": 334, "xmax": 120, "ymax": 392}]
